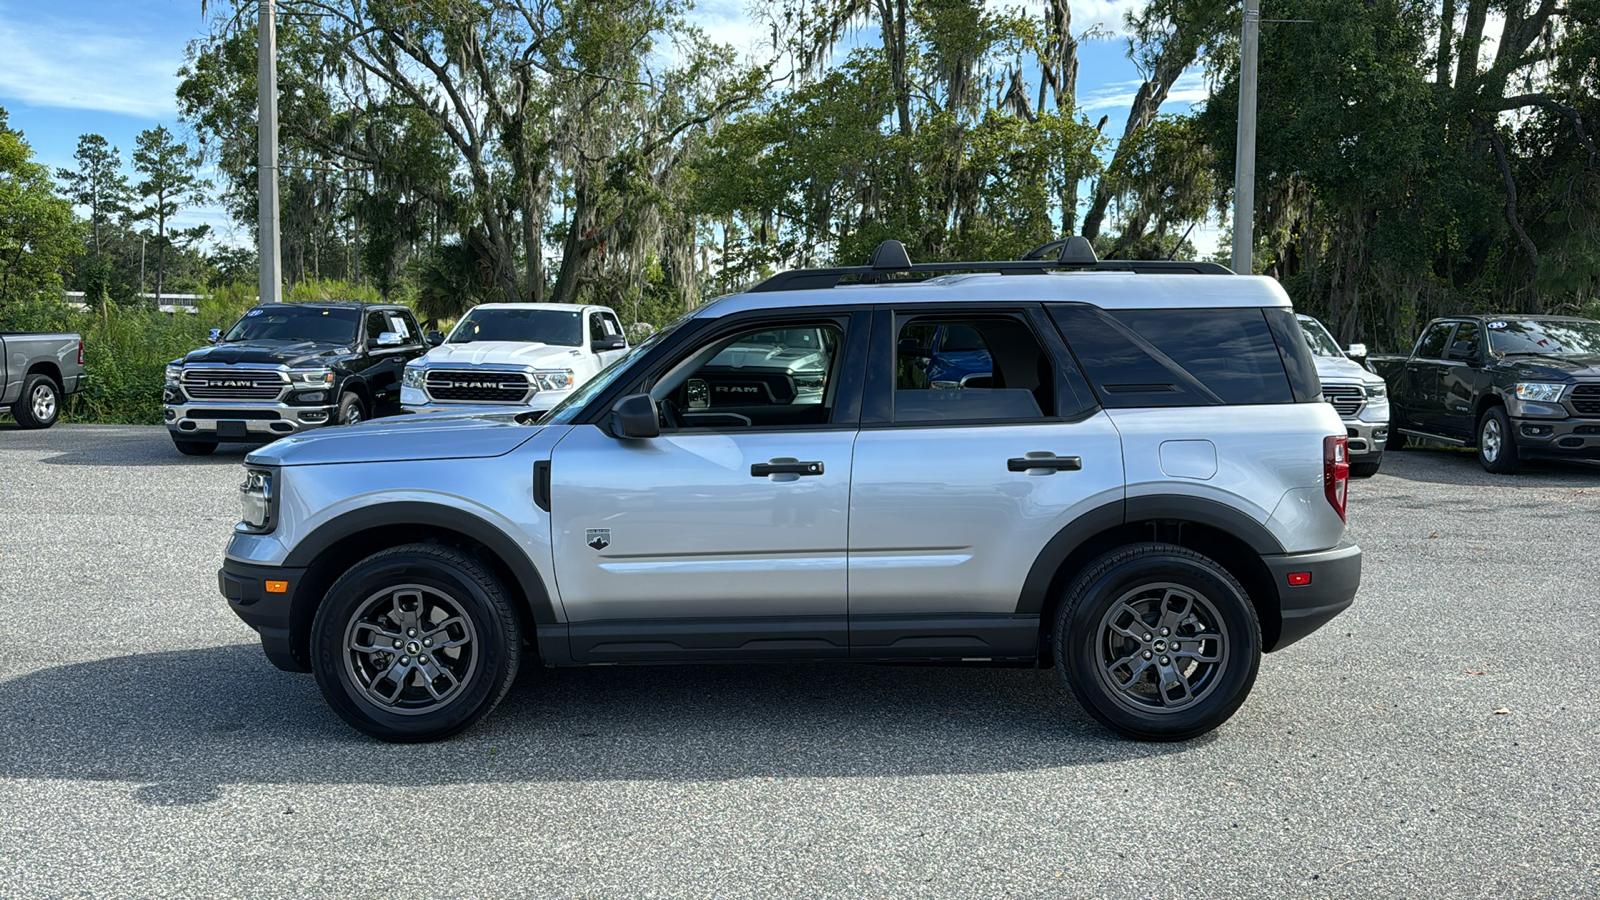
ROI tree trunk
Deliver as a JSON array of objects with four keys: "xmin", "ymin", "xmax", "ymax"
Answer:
[
  {"xmin": 1454, "ymin": 0, "xmax": 1488, "ymax": 91},
  {"xmin": 1436, "ymin": 0, "xmax": 1457, "ymax": 88}
]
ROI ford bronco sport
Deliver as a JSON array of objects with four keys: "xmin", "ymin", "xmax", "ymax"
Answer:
[{"xmin": 220, "ymin": 238, "xmax": 1361, "ymax": 743}]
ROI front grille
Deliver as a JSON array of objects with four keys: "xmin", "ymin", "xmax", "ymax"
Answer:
[
  {"xmin": 1321, "ymin": 384, "xmax": 1364, "ymax": 417},
  {"xmin": 425, "ymin": 370, "xmax": 531, "ymax": 403},
  {"xmin": 1571, "ymin": 384, "xmax": 1600, "ymax": 416},
  {"xmin": 181, "ymin": 368, "xmax": 287, "ymax": 400}
]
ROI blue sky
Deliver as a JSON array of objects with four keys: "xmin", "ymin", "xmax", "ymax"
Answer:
[{"xmin": 0, "ymin": 0, "xmax": 1222, "ymax": 256}]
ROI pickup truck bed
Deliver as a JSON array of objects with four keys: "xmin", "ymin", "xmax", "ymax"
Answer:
[{"xmin": 2, "ymin": 332, "xmax": 85, "ymax": 429}]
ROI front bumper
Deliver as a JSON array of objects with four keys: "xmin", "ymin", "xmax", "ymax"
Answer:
[
  {"xmin": 1262, "ymin": 540, "xmax": 1361, "ymax": 651},
  {"xmin": 1342, "ymin": 419, "xmax": 1388, "ymax": 458},
  {"xmin": 166, "ymin": 400, "xmax": 336, "ymax": 442},
  {"xmin": 1511, "ymin": 416, "xmax": 1600, "ymax": 460},
  {"xmin": 219, "ymin": 556, "xmax": 309, "ymax": 672}
]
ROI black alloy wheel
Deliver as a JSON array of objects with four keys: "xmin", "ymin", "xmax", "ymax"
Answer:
[{"xmin": 1055, "ymin": 543, "xmax": 1261, "ymax": 741}]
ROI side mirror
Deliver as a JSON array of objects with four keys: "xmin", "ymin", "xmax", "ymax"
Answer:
[
  {"xmin": 207, "ymin": 328, "xmax": 221, "ymax": 344},
  {"xmin": 370, "ymin": 331, "xmax": 403, "ymax": 349},
  {"xmin": 1345, "ymin": 343, "xmax": 1367, "ymax": 360},
  {"xmin": 591, "ymin": 333, "xmax": 627, "ymax": 353},
  {"xmin": 427, "ymin": 330, "xmax": 445, "ymax": 347},
  {"xmin": 609, "ymin": 393, "xmax": 660, "ymax": 440}
]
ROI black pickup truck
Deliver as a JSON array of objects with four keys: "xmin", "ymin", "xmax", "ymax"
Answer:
[
  {"xmin": 1368, "ymin": 315, "xmax": 1600, "ymax": 473},
  {"xmin": 163, "ymin": 301, "xmax": 435, "ymax": 455}
]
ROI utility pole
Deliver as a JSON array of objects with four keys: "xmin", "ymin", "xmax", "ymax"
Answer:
[
  {"xmin": 258, "ymin": 0, "xmax": 283, "ymax": 304},
  {"xmin": 1232, "ymin": 0, "xmax": 1260, "ymax": 275}
]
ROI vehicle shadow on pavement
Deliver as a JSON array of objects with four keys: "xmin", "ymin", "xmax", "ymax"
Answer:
[
  {"xmin": 1373, "ymin": 445, "xmax": 1600, "ymax": 487},
  {"xmin": 4, "ymin": 424, "xmax": 254, "ymax": 467},
  {"xmin": 0, "ymin": 645, "xmax": 1196, "ymax": 800}
]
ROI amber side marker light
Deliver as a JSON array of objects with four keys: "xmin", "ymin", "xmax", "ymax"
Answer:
[
  {"xmin": 266, "ymin": 581, "xmax": 289, "ymax": 593},
  {"xmin": 1286, "ymin": 572, "xmax": 1312, "ymax": 587}
]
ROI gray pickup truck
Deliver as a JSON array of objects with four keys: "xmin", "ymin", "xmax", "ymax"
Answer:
[{"xmin": 1, "ymin": 332, "xmax": 85, "ymax": 429}]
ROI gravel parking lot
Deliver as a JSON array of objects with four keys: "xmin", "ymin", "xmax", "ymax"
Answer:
[{"xmin": 1, "ymin": 424, "xmax": 1597, "ymax": 898}]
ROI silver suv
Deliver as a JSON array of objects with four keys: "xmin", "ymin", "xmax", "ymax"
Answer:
[{"xmin": 220, "ymin": 239, "xmax": 1361, "ymax": 743}]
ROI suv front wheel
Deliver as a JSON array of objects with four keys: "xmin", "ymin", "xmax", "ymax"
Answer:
[
  {"xmin": 310, "ymin": 543, "xmax": 521, "ymax": 742},
  {"xmin": 1054, "ymin": 544, "xmax": 1261, "ymax": 741}
]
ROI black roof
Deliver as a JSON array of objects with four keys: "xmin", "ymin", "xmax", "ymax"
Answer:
[{"xmin": 253, "ymin": 301, "xmax": 410, "ymax": 311}]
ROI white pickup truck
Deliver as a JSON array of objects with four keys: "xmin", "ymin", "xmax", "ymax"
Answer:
[{"xmin": 401, "ymin": 303, "xmax": 630, "ymax": 415}]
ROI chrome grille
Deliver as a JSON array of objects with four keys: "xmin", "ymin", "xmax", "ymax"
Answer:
[
  {"xmin": 425, "ymin": 370, "xmax": 531, "ymax": 403},
  {"xmin": 181, "ymin": 368, "xmax": 287, "ymax": 400},
  {"xmin": 1572, "ymin": 384, "xmax": 1600, "ymax": 416},
  {"xmin": 1321, "ymin": 384, "xmax": 1364, "ymax": 417}
]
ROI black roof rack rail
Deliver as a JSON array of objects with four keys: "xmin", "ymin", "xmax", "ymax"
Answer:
[{"xmin": 747, "ymin": 238, "xmax": 1234, "ymax": 292}]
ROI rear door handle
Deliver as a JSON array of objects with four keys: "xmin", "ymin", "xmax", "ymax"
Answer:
[
  {"xmin": 1008, "ymin": 454, "xmax": 1082, "ymax": 472},
  {"xmin": 751, "ymin": 458, "xmax": 825, "ymax": 477}
]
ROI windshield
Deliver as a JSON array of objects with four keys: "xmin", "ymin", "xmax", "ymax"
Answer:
[
  {"xmin": 1487, "ymin": 319, "xmax": 1600, "ymax": 356},
  {"xmin": 539, "ymin": 317, "xmax": 689, "ymax": 426},
  {"xmin": 223, "ymin": 306, "xmax": 361, "ymax": 344},
  {"xmin": 1297, "ymin": 316, "xmax": 1344, "ymax": 358},
  {"xmin": 449, "ymin": 308, "xmax": 583, "ymax": 346}
]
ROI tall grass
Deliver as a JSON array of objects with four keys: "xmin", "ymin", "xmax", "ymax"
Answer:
[{"xmin": 1, "ymin": 283, "xmax": 405, "ymax": 425}]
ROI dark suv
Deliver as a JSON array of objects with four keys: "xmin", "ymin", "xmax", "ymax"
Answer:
[{"xmin": 164, "ymin": 302, "xmax": 432, "ymax": 455}]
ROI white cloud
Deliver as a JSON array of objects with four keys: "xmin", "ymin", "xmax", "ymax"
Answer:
[
  {"xmin": 691, "ymin": 0, "xmax": 778, "ymax": 58},
  {"xmin": 1078, "ymin": 70, "xmax": 1208, "ymax": 112},
  {"xmin": 985, "ymin": 1, "xmax": 1143, "ymax": 38},
  {"xmin": 0, "ymin": 9, "xmax": 180, "ymax": 119}
]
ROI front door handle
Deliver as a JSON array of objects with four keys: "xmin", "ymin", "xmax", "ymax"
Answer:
[
  {"xmin": 751, "ymin": 458, "xmax": 824, "ymax": 477},
  {"xmin": 1008, "ymin": 454, "xmax": 1082, "ymax": 473}
]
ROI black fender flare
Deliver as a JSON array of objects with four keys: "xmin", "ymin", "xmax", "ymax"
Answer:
[
  {"xmin": 1016, "ymin": 495, "xmax": 1284, "ymax": 616},
  {"xmin": 282, "ymin": 501, "xmax": 559, "ymax": 626}
]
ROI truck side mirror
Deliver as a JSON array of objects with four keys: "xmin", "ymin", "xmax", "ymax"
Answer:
[
  {"xmin": 1345, "ymin": 343, "xmax": 1367, "ymax": 360},
  {"xmin": 591, "ymin": 333, "xmax": 627, "ymax": 353},
  {"xmin": 207, "ymin": 328, "xmax": 222, "ymax": 344},
  {"xmin": 370, "ymin": 332, "xmax": 403, "ymax": 349},
  {"xmin": 427, "ymin": 330, "xmax": 445, "ymax": 347},
  {"xmin": 609, "ymin": 393, "xmax": 659, "ymax": 440}
]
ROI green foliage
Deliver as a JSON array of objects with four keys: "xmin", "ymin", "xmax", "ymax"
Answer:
[{"xmin": 0, "ymin": 112, "xmax": 81, "ymax": 307}]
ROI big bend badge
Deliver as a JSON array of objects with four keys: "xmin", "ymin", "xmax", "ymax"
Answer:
[{"xmin": 585, "ymin": 528, "xmax": 610, "ymax": 551}]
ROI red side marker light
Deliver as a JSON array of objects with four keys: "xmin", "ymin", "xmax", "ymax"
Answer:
[{"xmin": 1286, "ymin": 572, "xmax": 1312, "ymax": 587}]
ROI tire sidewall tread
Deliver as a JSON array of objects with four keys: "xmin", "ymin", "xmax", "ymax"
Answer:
[
  {"xmin": 1477, "ymin": 406, "xmax": 1520, "ymax": 474},
  {"xmin": 12, "ymin": 374, "xmax": 60, "ymax": 429}
]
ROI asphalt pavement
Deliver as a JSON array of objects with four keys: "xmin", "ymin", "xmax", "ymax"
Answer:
[{"xmin": 1, "ymin": 424, "xmax": 1597, "ymax": 898}]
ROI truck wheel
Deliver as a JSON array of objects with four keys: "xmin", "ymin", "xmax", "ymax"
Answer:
[
  {"xmin": 337, "ymin": 391, "xmax": 366, "ymax": 426},
  {"xmin": 1054, "ymin": 543, "xmax": 1261, "ymax": 742},
  {"xmin": 1477, "ymin": 406, "xmax": 1520, "ymax": 474},
  {"xmin": 1350, "ymin": 453, "xmax": 1383, "ymax": 478},
  {"xmin": 11, "ymin": 374, "xmax": 61, "ymax": 429},
  {"xmin": 171, "ymin": 436, "xmax": 218, "ymax": 456},
  {"xmin": 310, "ymin": 543, "xmax": 521, "ymax": 742}
]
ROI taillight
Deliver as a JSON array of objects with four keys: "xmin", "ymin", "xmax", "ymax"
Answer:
[
  {"xmin": 77, "ymin": 340, "xmax": 84, "ymax": 365},
  {"xmin": 1324, "ymin": 435, "xmax": 1349, "ymax": 521}
]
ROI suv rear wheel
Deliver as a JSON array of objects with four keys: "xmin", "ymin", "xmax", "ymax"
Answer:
[
  {"xmin": 1054, "ymin": 544, "xmax": 1261, "ymax": 741},
  {"xmin": 310, "ymin": 543, "xmax": 521, "ymax": 742}
]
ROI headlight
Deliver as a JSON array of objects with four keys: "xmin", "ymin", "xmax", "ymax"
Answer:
[
  {"xmin": 403, "ymin": 366, "xmax": 425, "ymax": 389},
  {"xmin": 289, "ymin": 368, "xmax": 334, "ymax": 386},
  {"xmin": 1515, "ymin": 383, "xmax": 1566, "ymax": 402},
  {"xmin": 533, "ymin": 369, "xmax": 574, "ymax": 391},
  {"xmin": 1365, "ymin": 382, "xmax": 1386, "ymax": 398},
  {"xmin": 165, "ymin": 365, "xmax": 182, "ymax": 383},
  {"xmin": 237, "ymin": 467, "xmax": 276, "ymax": 534}
]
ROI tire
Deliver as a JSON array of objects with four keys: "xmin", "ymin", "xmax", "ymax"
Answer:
[
  {"xmin": 1385, "ymin": 412, "xmax": 1408, "ymax": 450},
  {"xmin": 1476, "ymin": 406, "xmax": 1520, "ymax": 474},
  {"xmin": 337, "ymin": 391, "xmax": 367, "ymax": 426},
  {"xmin": 1054, "ymin": 543, "xmax": 1261, "ymax": 742},
  {"xmin": 1350, "ymin": 453, "xmax": 1383, "ymax": 478},
  {"xmin": 11, "ymin": 374, "xmax": 61, "ymax": 429},
  {"xmin": 310, "ymin": 543, "xmax": 521, "ymax": 742},
  {"xmin": 171, "ymin": 436, "xmax": 218, "ymax": 456}
]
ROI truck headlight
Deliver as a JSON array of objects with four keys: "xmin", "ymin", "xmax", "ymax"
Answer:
[
  {"xmin": 237, "ymin": 467, "xmax": 277, "ymax": 534},
  {"xmin": 1364, "ymin": 382, "xmax": 1386, "ymax": 398},
  {"xmin": 403, "ymin": 366, "xmax": 425, "ymax": 389},
  {"xmin": 289, "ymin": 368, "xmax": 334, "ymax": 386},
  {"xmin": 165, "ymin": 365, "xmax": 183, "ymax": 383},
  {"xmin": 1515, "ymin": 383, "xmax": 1566, "ymax": 402},
  {"xmin": 533, "ymin": 369, "xmax": 574, "ymax": 391}
]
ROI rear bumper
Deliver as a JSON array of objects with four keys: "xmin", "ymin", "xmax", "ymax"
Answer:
[
  {"xmin": 219, "ymin": 557, "xmax": 309, "ymax": 672},
  {"xmin": 1263, "ymin": 540, "xmax": 1362, "ymax": 651}
]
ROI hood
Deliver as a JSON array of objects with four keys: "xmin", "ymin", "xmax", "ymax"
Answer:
[
  {"xmin": 1499, "ymin": 352, "xmax": 1600, "ymax": 380},
  {"xmin": 416, "ymin": 341, "xmax": 586, "ymax": 368},
  {"xmin": 1313, "ymin": 354, "xmax": 1385, "ymax": 387},
  {"xmin": 246, "ymin": 411, "xmax": 540, "ymax": 466},
  {"xmin": 180, "ymin": 340, "xmax": 350, "ymax": 369}
]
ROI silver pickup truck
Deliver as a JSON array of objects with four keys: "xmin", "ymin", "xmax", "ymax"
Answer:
[{"xmin": 1, "ymin": 332, "xmax": 85, "ymax": 429}]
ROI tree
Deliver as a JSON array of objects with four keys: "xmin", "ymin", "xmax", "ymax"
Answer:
[
  {"xmin": 56, "ymin": 134, "xmax": 131, "ymax": 256},
  {"xmin": 0, "ymin": 108, "xmax": 80, "ymax": 306},
  {"xmin": 131, "ymin": 125, "xmax": 208, "ymax": 299}
]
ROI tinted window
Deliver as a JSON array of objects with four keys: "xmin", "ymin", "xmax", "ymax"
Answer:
[
  {"xmin": 894, "ymin": 316, "xmax": 1054, "ymax": 422},
  {"xmin": 1450, "ymin": 321, "xmax": 1482, "ymax": 358},
  {"xmin": 1109, "ymin": 309, "xmax": 1293, "ymax": 405},
  {"xmin": 449, "ymin": 308, "xmax": 583, "ymax": 346},
  {"xmin": 1049, "ymin": 304, "xmax": 1214, "ymax": 408},
  {"xmin": 1266, "ymin": 309, "xmax": 1323, "ymax": 403},
  {"xmin": 1414, "ymin": 323, "xmax": 1454, "ymax": 359},
  {"xmin": 223, "ymin": 306, "xmax": 361, "ymax": 344}
]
